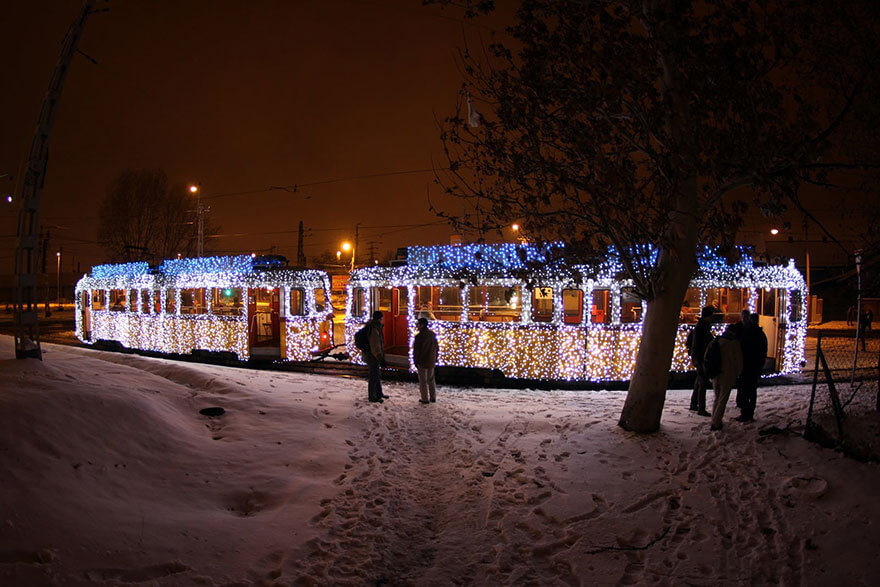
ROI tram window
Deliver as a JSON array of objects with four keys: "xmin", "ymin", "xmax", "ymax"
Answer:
[
  {"xmin": 531, "ymin": 287, "xmax": 554, "ymax": 322},
  {"xmin": 790, "ymin": 290, "xmax": 803, "ymax": 322},
  {"xmin": 621, "ymin": 288, "xmax": 642, "ymax": 323},
  {"xmin": 591, "ymin": 289, "xmax": 610, "ymax": 324},
  {"xmin": 180, "ymin": 288, "xmax": 207, "ymax": 315},
  {"xmin": 140, "ymin": 289, "xmax": 151, "ymax": 314},
  {"xmin": 314, "ymin": 288, "xmax": 327, "ymax": 313},
  {"xmin": 397, "ymin": 288, "xmax": 407, "ymax": 315},
  {"xmin": 109, "ymin": 289, "xmax": 126, "ymax": 312},
  {"xmin": 563, "ymin": 289, "xmax": 583, "ymax": 324},
  {"xmin": 212, "ymin": 288, "xmax": 242, "ymax": 316},
  {"xmin": 437, "ymin": 286, "xmax": 462, "ymax": 322},
  {"xmin": 706, "ymin": 287, "xmax": 747, "ymax": 323},
  {"xmin": 352, "ymin": 288, "xmax": 366, "ymax": 317},
  {"xmin": 153, "ymin": 291, "xmax": 162, "ymax": 314},
  {"xmin": 165, "ymin": 289, "xmax": 177, "ymax": 315},
  {"xmin": 289, "ymin": 288, "xmax": 304, "ymax": 316},
  {"xmin": 128, "ymin": 289, "xmax": 139, "ymax": 312},
  {"xmin": 680, "ymin": 287, "xmax": 701, "ymax": 323},
  {"xmin": 376, "ymin": 288, "xmax": 392, "ymax": 312},
  {"xmin": 468, "ymin": 286, "xmax": 521, "ymax": 322},
  {"xmin": 760, "ymin": 288, "xmax": 778, "ymax": 317},
  {"xmin": 92, "ymin": 290, "xmax": 106, "ymax": 311}
]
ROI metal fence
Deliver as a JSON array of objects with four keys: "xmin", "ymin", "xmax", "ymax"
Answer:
[{"xmin": 805, "ymin": 332, "xmax": 880, "ymax": 461}]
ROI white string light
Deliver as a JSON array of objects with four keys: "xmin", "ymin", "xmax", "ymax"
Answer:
[
  {"xmin": 345, "ymin": 244, "xmax": 807, "ymax": 381},
  {"xmin": 75, "ymin": 255, "xmax": 333, "ymax": 360}
]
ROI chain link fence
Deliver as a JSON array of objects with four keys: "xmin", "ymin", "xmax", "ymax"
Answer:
[{"xmin": 805, "ymin": 332, "xmax": 880, "ymax": 461}]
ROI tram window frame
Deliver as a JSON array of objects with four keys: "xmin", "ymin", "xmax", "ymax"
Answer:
[
  {"xmin": 108, "ymin": 289, "xmax": 126, "ymax": 312},
  {"xmin": 180, "ymin": 288, "xmax": 207, "ymax": 315},
  {"xmin": 397, "ymin": 287, "xmax": 408, "ymax": 315},
  {"xmin": 352, "ymin": 288, "xmax": 366, "ymax": 318},
  {"xmin": 314, "ymin": 288, "xmax": 327, "ymax": 313},
  {"xmin": 563, "ymin": 289, "xmax": 583, "ymax": 324},
  {"xmin": 468, "ymin": 285, "xmax": 521, "ymax": 323},
  {"xmin": 620, "ymin": 287, "xmax": 643, "ymax": 324},
  {"xmin": 92, "ymin": 290, "xmax": 106, "ymax": 311},
  {"xmin": 590, "ymin": 289, "xmax": 610, "ymax": 324},
  {"xmin": 680, "ymin": 287, "xmax": 701, "ymax": 323},
  {"xmin": 706, "ymin": 287, "xmax": 748, "ymax": 323},
  {"xmin": 289, "ymin": 288, "xmax": 305, "ymax": 316},
  {"xmin": 435, "ymin": 286, "xmax": 462, "ymax": 322},
  {"xmin": 531, "ymin": 287, "xmax": 554, "ymax": 323},
  {"xmin": 140, "ymin": 289, "xmax": 151, "ymax": 314},
  {"xmin": 375, "ymin": 288, "xmax": 392, "ymax": 312},
  {"xmin": 211, "ymin": 287, "xmax": 243, "ymax": 317},
  {"xmin": 165, "ymin": 289, "xmax": 177, "ymax": 315},
  {"xmin": 759, "ymin": 287, "xmax": 778, "ymax": 317}
]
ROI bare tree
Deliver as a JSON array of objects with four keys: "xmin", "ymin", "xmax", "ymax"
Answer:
[
  {"xmin": 97, "ymin": 169, "xmax": 198, "ymax": 262},
  {"xmin": 431, "ymin": 1, "xmax": 880, "ymax": 432}
]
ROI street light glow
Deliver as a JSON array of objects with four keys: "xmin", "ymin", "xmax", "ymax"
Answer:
[
  {"xmin": 770, "ymin": 228, "xmax": 779, "ymax": 235},
  {"xmin": 189, "ymin": 184, "xmax": 199, "ymax": 194},
  {"xmin": 341, "ymin": 242, "xmax": 352, "ymax": 252},
  {"xmin": 5, "ymin": 195, "xmax": 12, "ymax": 203},
  {"xmin": 512, "ymin": 223, "xmax": 520, "ymax": 231}
]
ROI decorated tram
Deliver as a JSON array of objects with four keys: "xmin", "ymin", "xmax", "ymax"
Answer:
[
  {"xmin": 344, "ymin": 243, "xmax": 807, "ymax": 382},
  {"xmin": 75, "ymin": 255, "xmax": 334, "ymax": 361}
]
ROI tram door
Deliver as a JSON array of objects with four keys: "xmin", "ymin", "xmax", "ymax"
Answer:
[
  {"xmin": 80, "ymin": 291, "xmax": 91, "ymax": 342},
  {"xmin": 756, "ymin": 288, "xmax": 781, "ymax": 370},
  {"xmin": 248, "ymin": 288, "xmax": 280, "ymax": 354},
  {"xmin": 390, "ymin": 287, "xmax": 409, "ymax": 351}
]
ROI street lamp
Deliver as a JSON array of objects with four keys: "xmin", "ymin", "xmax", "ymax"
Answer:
[
  {"xmin": 336, "ymin": 250, "xmax": 342, "ymax": 262},
  {"xmin": 341, "ymin": 241, "xmax": 354, "ymax": 270},
  {"xmin": 189, "ymin": 183, "xmax": 203, "ymax": 257},
  {"xmin": 56, "ymin": 251, "xmax": 61, "ymax": 310},
  {"xmin": 770, "ymin": 228, "xmax": 779, "ymax": 235}
]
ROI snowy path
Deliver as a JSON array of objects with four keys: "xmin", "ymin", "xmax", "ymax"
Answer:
[
  {"xmin": 1, "ymin": 338, "xmax": 878, "ymax": 586},
  {"xmin": 277, "ymin": 384, "xmax": 857, "ymax": 586}
]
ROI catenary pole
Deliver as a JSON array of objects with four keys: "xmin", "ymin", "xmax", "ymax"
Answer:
[{"xmin": 13, "ymin": 0, "xmax": 96, "ymax": 359}]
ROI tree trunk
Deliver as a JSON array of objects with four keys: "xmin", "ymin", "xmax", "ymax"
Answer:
[{"xmin": 618, "ymin": 181, "xmax": 699, "ymax": 433}]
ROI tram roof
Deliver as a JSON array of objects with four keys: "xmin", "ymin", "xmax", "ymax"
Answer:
[
  {"xmin": 350, "ymin": 243, "xmax": 805, "ymax": 290},
  {"xmin": 88, "ymin": 255, "xmax": 297, "ymax": 280}
]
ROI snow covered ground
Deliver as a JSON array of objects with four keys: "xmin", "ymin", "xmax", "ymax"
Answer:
[{"xmin": 1, "ymin": 335, "xmax": 878, "ymax": 586}]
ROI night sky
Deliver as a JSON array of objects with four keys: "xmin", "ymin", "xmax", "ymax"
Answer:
[{"xmin": 0, "ymin": 1, "xmax": 501, "ymax": 272}]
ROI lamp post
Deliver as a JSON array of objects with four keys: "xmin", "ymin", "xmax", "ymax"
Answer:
[
  {"xmin": 189, "ymin": 184, "xmax": 203, "ymax": 257},
  {"xmin": 56, "ymin": 251, "xmax": 61, "ymax": 310}
]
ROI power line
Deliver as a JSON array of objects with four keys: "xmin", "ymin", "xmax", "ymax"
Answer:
[{"xmin": 204, "ymin": 168, "xmax": 445, "ymax": 201}]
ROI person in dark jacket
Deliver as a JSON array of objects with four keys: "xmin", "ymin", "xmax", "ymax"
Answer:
[
  {"xmin": 687, "ymin": 306, "xmax": 715, "ymax": 416},
  {"xmin": 413, "ymin": 318, "xmax": 439, "ymax": 404},
  {"xmin": 735, "ymin": 309, "xmax": 751, "ymax": 410},
  {"xmin": 364, "ymin": 311, "xmax": 388, "ymax": 403},
  {"xmin": 736, "ymin": 313, "xmax": 768, "ymax": 422}
]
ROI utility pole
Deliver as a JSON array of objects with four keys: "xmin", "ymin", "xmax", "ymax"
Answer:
[
  {"xmin": 14, "ymin": 0, "xmax": 96, "ymax": 359},
  {"xmin": 351, "ymin": 223, "xmax": 361, "ymax": 271},
  {"xmin": 296, "ymin": 220, "xmax": 307, "ymax": 266}
]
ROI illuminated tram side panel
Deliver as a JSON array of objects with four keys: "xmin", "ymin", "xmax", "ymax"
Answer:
[
  {"xmin": 344, "ymin": 243, "xmax": 808, "ymax": 382},
  {"xmin": 74, "ymin": 255, "xmax": 334, "ymax": 361}
]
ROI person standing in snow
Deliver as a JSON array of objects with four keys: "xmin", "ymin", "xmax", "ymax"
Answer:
[
  {"xmin": 686, "ymin": 306, "xmax": 715, "ymax": 417},
  {"xmin": 735, "ymin": 309, "xmax": 751, "ymax": 411},
  {"xmin": 412, "ymin": 317, "xmax": 439, "ymax": 404},
  {"xmin": 736, "ymin": 313, "xmax": 768, "ymax": 422},
  {"xmin": 707, "ymin": 323, "xmax": 743, "ymax": 431},
  {"xmin": 364, "ymin": 311, "xmax": 388, "ymax": 403}
]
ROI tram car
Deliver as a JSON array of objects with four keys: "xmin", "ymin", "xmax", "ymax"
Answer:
[
  {"xmin": 75, "ymin": 255, "xmax": 334, "ymax": 361},
  {"xmin": 344, "ymin": 243, "xmax": 807, "ymax": 382}
]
